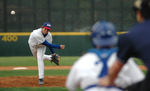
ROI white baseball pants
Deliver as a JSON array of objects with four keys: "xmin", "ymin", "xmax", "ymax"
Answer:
[{"xmin": 29, "ymin": 45, "xmax": 52, "ymax": 79}]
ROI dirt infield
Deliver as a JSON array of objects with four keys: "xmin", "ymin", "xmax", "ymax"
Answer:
[
  {"xmin": 0, "ymin": 76, "xmax": 66, "ymax": 87},
  {"xmin": 0, "ymin": 66, "xmax": 71, "ymax": 87}
]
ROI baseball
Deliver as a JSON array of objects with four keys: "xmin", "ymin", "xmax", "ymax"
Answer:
[{"xmin": 11, "ymin": 10, "xmax": 15, "ymax": 15}]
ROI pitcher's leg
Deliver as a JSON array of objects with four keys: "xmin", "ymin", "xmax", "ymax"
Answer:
[
  {"xmin": 29, "ymin": 45, "xmax": 37, "ymax": 59},
  {"xmin": 37, "ymin": 47, "xmax": 45, "ymax": 79},
  {"xmin": 43, "ymin": 54, "xmax": 52, "ymax": 61}
]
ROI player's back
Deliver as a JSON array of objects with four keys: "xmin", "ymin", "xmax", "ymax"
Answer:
[
  {"xmin": 66, "ymin": 48, "xmax": 122, "ymax": 91},
  {"xmin": 122, "ymin": 19, "xmax": 150, "ymax": 69}
]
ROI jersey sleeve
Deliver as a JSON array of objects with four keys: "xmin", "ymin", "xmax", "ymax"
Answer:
[
  {"xmin": 115, "ymin": 58, "xmax": 145, "ymax": 88},
  {"xmin": 42, "ymin": 40, "xmax": 61, "ymax": 49},
  {"xmin": 49, "ymin": 47, "xmax": 55, "ymax": 54},
  {"xmin": 117, "ymin": 34, "xmax": 134, "ymax": 63}
]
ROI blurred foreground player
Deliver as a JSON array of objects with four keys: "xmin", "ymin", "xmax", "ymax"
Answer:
[
  {"xmin": 99, "ymin": 0, "xmax": 150, "ymax": 91},
  {"xmin": 66, "ymin": 20, "xmax": 144, "ymax": 91},
  {"xmin": 66, "ymin": 20, "xmax": 123, "ymax": 91},
  {"xmin": 28, "ymin": 22, "xmax": 65, "ymax": 85}
]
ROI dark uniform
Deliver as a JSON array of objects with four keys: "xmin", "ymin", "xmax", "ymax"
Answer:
[{"xmin": 117, "ymin": 19, "xmax": 150, "ymax": 91}]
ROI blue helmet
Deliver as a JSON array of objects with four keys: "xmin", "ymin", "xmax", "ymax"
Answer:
[{"xmin": 91, "ymin": 20, "xmax": 118, "ymax": 47}]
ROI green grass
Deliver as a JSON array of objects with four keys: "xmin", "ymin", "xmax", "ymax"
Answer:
[
  {"xmin": 0, "ymin": 87, "xmax": 68, "ymax": 91},
  {"xmin": 0, "ymin": 70, "xmax": 69, "ymax": 77},
  {"xmin": 0, "ymin": 87, "xmax": 82, "ymax": 91},
  {"xmin": 0, "ymin": 56, "xmax": 79, "ymax": 91},
  {"xmin": 0, "ymin": 56, "xmax": 144, "ymax": 67},
  {"xmin": 0, "ymin": 56, "xmax": 146, "ymax": 91},
  {"xmin": 0, "ymin": 56, "xmax": 79, "ymax": 66}
]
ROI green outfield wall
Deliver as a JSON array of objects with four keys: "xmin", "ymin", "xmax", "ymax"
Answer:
[
  {"xmin": 0, "ymin": 32, "xmax": 92, "ymax": 56},
  {"xmin": 0, "ymin": 32, "xmax": 126, "ymax": 56}
]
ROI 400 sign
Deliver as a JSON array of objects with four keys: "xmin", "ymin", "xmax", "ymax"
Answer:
[{"xmin": 1, "ymin": 35, "xmax": 18, "ymax": 42}]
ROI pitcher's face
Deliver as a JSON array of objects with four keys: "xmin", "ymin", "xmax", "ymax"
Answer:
[{"xmin": 42, "ymin": 28, "xmax": 50, "ymax": 34}]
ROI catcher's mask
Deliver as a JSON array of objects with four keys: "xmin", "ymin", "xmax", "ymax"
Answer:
[{"xmin": 91, "ymin": 20, "xmax": 118, "ymax": 47}]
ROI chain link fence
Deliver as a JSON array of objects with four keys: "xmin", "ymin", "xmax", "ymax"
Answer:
[{"xmin": 0, "ymin": 0, "xmax": 135, "ymax": 32}]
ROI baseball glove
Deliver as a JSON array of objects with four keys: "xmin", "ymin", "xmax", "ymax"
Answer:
[{"xmin": 51, "ymin": 54, "xmax": 60, "ymax": 65}]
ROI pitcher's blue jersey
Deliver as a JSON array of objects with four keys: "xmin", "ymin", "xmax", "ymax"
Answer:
[{"xmin": 117, "ymin": 19, "xmax": 150, "ymax": 70}]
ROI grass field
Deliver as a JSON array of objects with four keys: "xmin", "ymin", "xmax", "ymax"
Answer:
[
  {"xmin": 0, "ymin": 56, "xmax": 80, "ymax": 91},
  {"xmin": 0, "ymin": 87, "xmax": 69, "ymax": 91},
  {"xmin": 0, "ymin": 56, "xmax": 79, "ymax": 66},
  {"xmin": 0, "ymin": 56, "xmax": 146, "ymax": 91}
]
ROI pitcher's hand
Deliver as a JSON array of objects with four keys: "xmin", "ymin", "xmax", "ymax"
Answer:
[{"xmin": 60, "ymin": 45, "xmax": 65, "ymax": 49}]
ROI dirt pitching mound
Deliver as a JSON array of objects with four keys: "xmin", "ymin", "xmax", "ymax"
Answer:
[{"xmin": 0, "ymin": 76, "xmax": 66, "ymax": 87}]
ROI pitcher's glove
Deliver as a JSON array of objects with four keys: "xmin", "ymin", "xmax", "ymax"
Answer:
[{"xmin": 51, "ymin": 54, "xmax": 60, "ymax": 65}]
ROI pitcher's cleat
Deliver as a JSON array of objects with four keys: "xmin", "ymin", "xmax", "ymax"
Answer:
[{"xmin": 39, "ymin": 78, "xmax": 44, "ymax": 85}]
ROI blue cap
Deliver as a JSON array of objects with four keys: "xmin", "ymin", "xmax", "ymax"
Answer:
[
  {"xmin": 91, "ymin": 20, "xmax": 118, "ymax": 46},
  {"xmin": 43, "ymin": 22, "xmax": 52, "ymax": 31}
]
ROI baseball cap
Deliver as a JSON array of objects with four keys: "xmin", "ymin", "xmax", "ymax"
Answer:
[
  {"xmin": 91, "ymin": 20, "xmax": 118, "ymax": 47},
  {"xmin": 43, "ymin": 22, "xmax": 52, "ymax": 31}
]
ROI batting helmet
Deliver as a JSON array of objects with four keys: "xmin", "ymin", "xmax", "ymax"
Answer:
[
  {"xmin": 134, "ymin": 0, "xmax": 150, "ymax": 19},
  {"xmin": 91, "ymin": 20, "xmax": 118, "ymax": 47}
]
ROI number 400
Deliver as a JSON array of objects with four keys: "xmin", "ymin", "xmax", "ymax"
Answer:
[{"xmin": 1, "ymin": 35, "xmax": 18, "ymax": 42}]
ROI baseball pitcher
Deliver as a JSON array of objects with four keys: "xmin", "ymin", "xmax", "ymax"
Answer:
[{"xmin": 28, "ymin": 22, "xmax": 65, "ymax": 85}]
